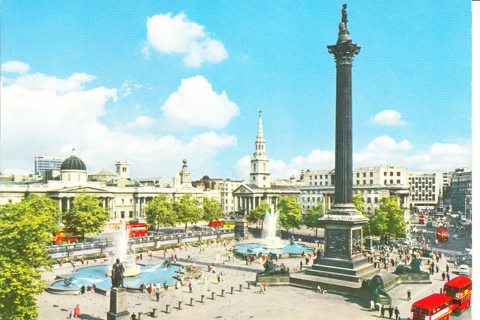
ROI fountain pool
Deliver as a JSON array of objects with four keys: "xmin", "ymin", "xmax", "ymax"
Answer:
[
  {"xmin": 234, "ymin": 210, "xmax": 313, "ymax": 256},
  {"xmin": 51, "ymin": 263, "xmax": 180, "ymax": 290}
]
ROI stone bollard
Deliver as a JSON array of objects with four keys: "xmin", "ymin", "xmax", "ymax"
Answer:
[
  {"xmin": 231, "ymin": 286, "xmax": 234, "ymax": 294},
  {"xmin": 152, "ymin": 308, "xmax": 157, "ymax": 317},
  {"xmin": 221, "ymin": 289, "xmax": 225, "ymax": 297},
  {"xmin": 440, "ymin": 288, "xmax": 443, "ymax": 295},
  {"xmin": 247, "ymin": 282, "xmax": 250, "ymax": 289},
  {"xmin": 200, "ymin": 294, "xmax": 205, "ymax": 303},
  {"xmin": 138, "ymin": 312, "xmax": 142, "ymax": 320},
  {"xmin": 211, "ymin": 292, "xmax": 215, "ymax": 300},
  {"xmin": 239, "ymin": 284, "xmax": 243, "ymax": 292},
  {"xmin": 178, "ymin": 301, "xmax": 183, "ymax": 310},
  {"xmin": 190, "ymin": 297, "xmax": 194, "ymax": 306},
  {"xmin": 165, "ymin": 305, "xmax": 170, "ymax": 314}
]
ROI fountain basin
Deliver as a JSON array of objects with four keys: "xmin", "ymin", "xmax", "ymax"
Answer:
[
  {"xmin": 234, "ymin": 242, "xmax": 313, "ymax": 257},
  {"xmin": 49, "ymin": 264, "xmax": 180, "ymax": 291}
]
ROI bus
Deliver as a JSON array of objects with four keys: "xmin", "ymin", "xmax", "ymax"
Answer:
[
  {"xmin": 436, "ymin": 228, "xmax": 449, "ymax": 242},
  {"xmin": 410, "ymin": 293, "xmax": 453, "ymax": 320},
  {"xmin": 126, "ymin": 223, "xmax": 148, "ymax": 237},
  {"xmin": 419, "ymin": 214, "xmax": 425, "ymax": 224},
  {"xmin": 208, "ymin": 220, "xmax": 223, "ymax": 227},
  {"xmin": 443, "ymin": 276, "xmax": 472, "ymax": 314},
  {"xmin": 52, "ymin": 228, "xmax": 84, "ymax": 244}
]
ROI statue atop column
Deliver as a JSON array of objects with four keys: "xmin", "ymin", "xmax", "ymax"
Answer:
[
  {"xmin": 111, "ymin": 258, "xmax": 125, "ymax": 288},
  {"xmin": 341, "ymin": 4, "xmax": 348, "ymax": 28}
]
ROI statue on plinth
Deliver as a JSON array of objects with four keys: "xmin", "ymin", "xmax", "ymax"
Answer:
[
  {"xmin": 395, "ymin": 257, "xmax": 429, "ymax": 275},
  {"xmin": 258, "ymin": 260, "xmax": 289, "ymax": 276},
  {"xmin": 361, "ymin": 275, "xmax": 390, "ymax": 300},
  {"xmin": 111, "ymin": 258, "xmax": 125, "ymax": 288}
]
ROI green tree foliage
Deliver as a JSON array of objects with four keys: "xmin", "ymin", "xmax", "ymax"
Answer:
[
  {"xmin": 304, "ymin": 203, "xmax": 324, "ymax": 237},
  {"xmin": 278, "ymin": 196, "xmax": 303, "ymax": 233},
  {"xmin": 202, "ymin": 197, "xmax": 224, "ymax": 223},
  {"xmin": 0, "ymin": 195, "xmax": 61, "ymax": 319},
  {"xmin": 370, "ymin": 196, "xmax": 406, "ymax": 238},
  {"xmin": 145, "ymin": 195, "xmax": 176, "ymax": 232},
  {"xmin": 63, "ymin": 193, "xmax": 109, "ymax": 235},
  {"xmin": 247, "ymin": 200, "xmax": 270, "ymax": 225},
  {"xmin": 175, "ymin": 194, "xmax": 202, "ymax": 231}
]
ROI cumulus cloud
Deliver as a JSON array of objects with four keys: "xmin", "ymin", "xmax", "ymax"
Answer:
[
  {"xmin": 145, "ymin": 13, "xmax": 228, "ymax": 67},
  {"xmin": 1, "ymin": 71, "xmax": 237, "ymax": 177},
  {"xmin": 1, "ymin": 61, "xmax": 30, "ymax": 74},
  {"xmin": 125, "ymin": 116, "xmax": 157, "ymax": 129},
  {"xmin": 161, "ymin": 76, "xmax": 239, "ymax": 128},
  {"xmin": 370, "ymin": 110, "xmax": 406, "ymax": 126}
]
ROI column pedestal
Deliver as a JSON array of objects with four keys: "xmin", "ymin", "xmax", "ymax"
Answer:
[{"xmin": 107, "ymin": 287, "xmax": 129, "ymax": 320}]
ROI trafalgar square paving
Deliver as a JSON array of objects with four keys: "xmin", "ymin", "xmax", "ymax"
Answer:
[{"xmin": 37, "ymin": 235, "xmax": 472, "ymax": 320}]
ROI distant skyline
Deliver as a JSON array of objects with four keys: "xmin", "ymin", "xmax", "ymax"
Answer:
[{"xmin": 1, "ymin": 1, "xmax": 472, "ymax": 181}]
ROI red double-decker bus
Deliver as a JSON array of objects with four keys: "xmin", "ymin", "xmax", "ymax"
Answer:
[
  {"xmin": 410, "ymin": 294, "xmax": 452, "ymax": 320},
  {"xmin": 126, "ymin": 223, "xmax": 148, "ymax": 237},
  {"xmin": 419, "ymin": 214, "xmax": 425, "ymax": 224},
  {"xmin": 443, "ymin": 276, "xmax": 472, "ymax": 314},
  {"xmin": 52, "ymin": 228, "xmax": 84, "ymax": 244},
  {"xmin": 436, "ymin": 228, "xmax": 449, "ymax": 242}
]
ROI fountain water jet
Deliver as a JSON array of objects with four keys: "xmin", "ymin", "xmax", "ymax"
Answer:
[
  {"xmin": 111, "ymin": 221, "xmax": 141, "ymax": 277},
  {"xmin": 261, "ymin": 210, "xmax": 284, "ymax": 249}
]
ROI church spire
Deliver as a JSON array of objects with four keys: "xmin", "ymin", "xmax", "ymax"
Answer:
[{"xmin": 250, "ymin": 111, "xmax": 270, "ymax": 188}]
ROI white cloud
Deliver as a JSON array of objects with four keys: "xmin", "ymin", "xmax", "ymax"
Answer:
[
  {"xmin": 161, "ymin": 76, "xmax": 239, "ymax": 128},
  {"xmin": 370, "ymin": 110, "xmax": 406, "ymax": 126},
  {"xmin": 146, "ymin": 13, "xmax": 228, "ymax": 67},
  {"xmin": 1, "ymin": 61, "xmax": 30, "ymax": 74},
  {"xmin": 1, "ymin": 71, "xmax": 237, "ymax": 177},
  {"xmin": 125, "ymin": 116, "xmax": 157, "ymax": 129}
]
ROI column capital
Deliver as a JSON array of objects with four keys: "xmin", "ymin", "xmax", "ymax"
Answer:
[{"xmin": 328, "ymin": 40, "xmax": 360, "ymax": 65}]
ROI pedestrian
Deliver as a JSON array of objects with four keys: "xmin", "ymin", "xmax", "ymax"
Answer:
[
  {"xmin": 189, "ymin": 282, "xmax": 193, "ymax": 293},
  {"xmin": 394, "ymin": 307, "xmax": 400, "ymax": 320},
  {"xmin": 131, "ymin": 313, "xmax": 137, "ymax": 320},
  {"xmin": 68, "ymin": 310, "xmax": 73, "ymax": 319},
  {"xmin": 447, "ymin": 273, "xmax": 450, "ymax": 281},
  {"xmin": 262, "ymin": 283, "xmax": 267, "ymax": 292},
  {"xmin": 446, "ymin": 264, "xmax": 449, "ymax": 273},
  {"xmin": 74, "ymin": 304, "xmax": 80, "ymax": 318},
  {"xmin": 442, "ymin": 271, "xmax": 446, "ymax": 281},
  {"xmin": 436, "ymin": 265, "xmax": 439, "ymax": 273},
  {"xmin": 407, "ymin": 289, "xmax": 411, "ymax": 301},
  {"xmin": 380, "ymin": 304, "xmax": 385, "ymax": 318},
  {"xmin": 388, "ymin": 306, "xmax": 393, "ymax": 319},
  {"xmin": 155, "ymin": 289, "xmax": 160, "ymax": 302},
  {"xmin": 370, "ymin": 300, "xmax": 375, "ymax": 311}
]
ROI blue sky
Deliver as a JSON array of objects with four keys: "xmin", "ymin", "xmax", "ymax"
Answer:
[{"xmin": 1, "ymin": 1, "xmax": 472, "ymax": 181}]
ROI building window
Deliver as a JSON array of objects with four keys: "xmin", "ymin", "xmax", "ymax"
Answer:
[
  {"xmin": 384, "ymin": 180, "xmax": 387, "ymax": 185},
  {"xmin": 129, "ymin": 211, "xmax": 133, "ymax": 218},
  {"xmin": 367, "ymin": 198, "xmax": 371, "ymax": 203},
  {"xmin": 363, "ymin": 173, "xmax": 366, "ymax": 177},
  {"xmin": 253, "ymin": 176, "xmax": 256, "ymax": 181},
  {"xmin": 390, "ymin": 180, "xmax": 394, "ymax": 184},
  {"xmin": 370, "ymin": 180, "xmax": 373, "ymax": 185},
  {"xmin": 390, "ymin": 172, "xmax": 394, "ymax": 176},
  {"xmin": 384, "ymin": 172, "xmax": 387, "ymax": 176},
  {"xmin": 397, "ymin": 180, "xmax": 401, "ymax": 184},
  {"xmin": 121, "ymin": 211, "xmax": 125, "ymax": 219},
  {"xmin": 397, "ymin": 172, "xmax": 401, "ymax": 176},
  {"xmin": 253, "ymin": 163, "xmax": 256, "ymax": 172},
  {"xmin": 374, "ymin": 198, "xmax": 378, "ymax": 203},
  {"xmin": 263, "ymin": 176, "xmax": 266, "ymax": 180},
  {"xmin": 356, "ymin": 180, "xmax": 360, "ymax": 185},
  {"xmin": 356, "ymin": 173, "xmax": 360, "ymax": 178},
  {"xmin": 370, "ymin": 172, "xmax": 373, "ymax": 177},
  {"xmin": 363, "ymin": 180, "xmax": 366, "ymax": 185},
  {"xmin": 315, "ymin": 175, "xmax": 317, "ymax": 179}
]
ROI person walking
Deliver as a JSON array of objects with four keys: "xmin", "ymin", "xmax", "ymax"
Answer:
[
  {"xmin": 388, "ymin": 306, "xmax": 393, "ymax": 319},
  {"xmin": 380, "ymin": 304, "xmax": 385, "ymax": 318},
  {"xmin": 155, "ymin": 290, "xmax": 160, "ymax": 302},
  {"xmin": 442, "ymin": 271, "xmax": 446, "ymax": 281},
  {"xmin": 407, "ymin": 289, "xmax": 411, "ymax": 301},
  {"xmin": 446, "ymin": 264, "xmax": 449, "ymax": 273},
  {"xmin": 74, "ymin": 304, "xmax": 80, "ymax": 318},
  {"xmin": 189, "ymin": 282, "xmax": 193, "ymax": 293},
  {"xmin": 394, "ymin": 306, "xmax": 400, "ymax": 320},
  {"xmin": 447, "ymin": 273, "xmax": 450, "ymax": 281}
]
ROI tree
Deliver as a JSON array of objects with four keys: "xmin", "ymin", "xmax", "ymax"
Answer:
[
  {"xmin": 0, "ymin": 195, "xmax": 60, "ymax": 319},
  {"xmin": 202, "ymin": 197, "xmax": 224, "ymax": 223},
  {"xmin": 369, "ymin": 196, "xmax": 406, "ymax": 238},
  {"xmin": 246, "ymin": 200, "xmax": 270, "ymax": 226},
  {"xmin": 145, "ymin": 195, "xmax": 177, "ymax": 232},
  {"xmin": 63, "ymin": 193, "xmax": 109, "ymax": 235},
  {"xmin": 304, "ymin": 203, "xmax": 324, "ymax": 237},
  {"xmin": 175, "ymin": 194, "xmax": 202, "ymax": 231},
  {"xmin": 277, "ymin": 196, "xmax": 303, "ymax": 233}
]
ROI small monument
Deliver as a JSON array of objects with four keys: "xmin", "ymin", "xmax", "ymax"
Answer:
[{"xmin": 107, "ymin": 258, "xmax": 129, "ymax": 320}]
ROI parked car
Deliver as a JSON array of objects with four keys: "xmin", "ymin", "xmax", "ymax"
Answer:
[{"xmin": 459, "ymin": 264, "xmax": 469, "ymax": 276}]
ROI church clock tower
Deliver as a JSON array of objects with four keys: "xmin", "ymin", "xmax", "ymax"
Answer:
[{"xmin": 250, "ymin": 111, "xmax": 270, "ymax": 188}]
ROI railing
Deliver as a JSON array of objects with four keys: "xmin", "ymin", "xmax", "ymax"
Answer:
[{"xmin": 49, "ymin": 228, "xmax": 235, "ymax": 260}]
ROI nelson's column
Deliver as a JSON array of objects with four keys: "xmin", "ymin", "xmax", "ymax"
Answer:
[{"xmin": 305, "ymin": 4, "xmax": 380, "ymax": 287}]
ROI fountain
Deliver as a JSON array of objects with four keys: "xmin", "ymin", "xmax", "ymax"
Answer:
[
  {"xmin": 234, "ymin": 209, "xmax": 313, "ymax": 256},
  {"xmin": 262, "ymin": 210, "xmax": 284, "ymax": 249},
  {"xmin": 110, "ymin": 221, "xmax": 141, "ymax": 277}
]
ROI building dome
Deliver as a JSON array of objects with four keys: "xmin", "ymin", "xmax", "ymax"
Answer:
[{"xmin": 60, "ymin": 149, "xmax": 86, "ymax": 171}]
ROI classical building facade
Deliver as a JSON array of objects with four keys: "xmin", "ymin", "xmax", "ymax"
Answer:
[
  {"xmin": 0, "ymin": 149, "xmax": 202, "ymax": 227},
  {"xmin": 444, "ymin": 167, "xmax": 472, "ymax": 218}
]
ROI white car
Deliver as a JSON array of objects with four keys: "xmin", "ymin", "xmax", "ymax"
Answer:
[{"xmin": 459, "ymin": 264, "xmax": 469, "ymax": 276}]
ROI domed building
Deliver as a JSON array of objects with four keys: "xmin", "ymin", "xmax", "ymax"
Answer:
[{"xmin": 60, "ymin": 149, "xmax": 88, "ymax": 186}]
